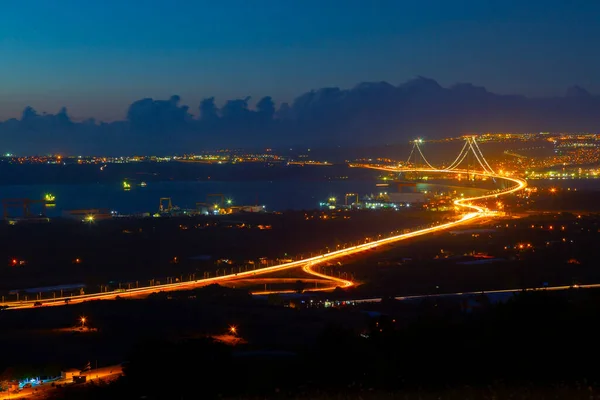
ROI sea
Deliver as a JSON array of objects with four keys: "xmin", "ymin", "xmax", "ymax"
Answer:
[
  {"xmin": 1, "ymin": 176, "xmax": 599, "ymax": 217},
  {"xmin": 0, "ymin": 180, "xmax": 489, "ymax": 217}
]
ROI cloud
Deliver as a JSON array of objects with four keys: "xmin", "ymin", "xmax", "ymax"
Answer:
[
  {"xmin": 256, "ymin": 96, "xmax": 275, "ymax": 120},
  {"xmin": 199, "ymin": 97, "xmax": 219, "ymax": 120},
  {"xmin": 0, "ymin": 77, "xmax": 599, "ymax": 154},
  {"xmin": 127, "ymin": 95, "xmax": 190, "ymax": 133},
  {"xmin": 220, "ymin": 97, "xmax": 251, "ymax": 120}
]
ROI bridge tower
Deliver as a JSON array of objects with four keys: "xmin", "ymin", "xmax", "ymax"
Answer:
[
  {"xmin": 402, "ymin": 138, "xmax": 435, "ymax": 180},
  {"xmin": 466, "ymin": 138, "xmax": 472, "ymax": 182},
  {"xmin": 440, "ymin": 136, "xmax": 496, "ymax": 179}
]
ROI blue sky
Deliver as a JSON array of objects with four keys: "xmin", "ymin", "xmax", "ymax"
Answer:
[{"xmin": 0, "ymin": 0, "xmax": 599, "ymax": 121}]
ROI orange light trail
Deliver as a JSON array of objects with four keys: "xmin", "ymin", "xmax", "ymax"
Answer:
[{"xmin": 1, "ymin": 168, "xmax": 526, "ymax": 309}]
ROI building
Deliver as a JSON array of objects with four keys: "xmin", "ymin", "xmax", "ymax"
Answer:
[{"xmin": 61, "ymin": 368, "xmax": 81, "ymax": 381}]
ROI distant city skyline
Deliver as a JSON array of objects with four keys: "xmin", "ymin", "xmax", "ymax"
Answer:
[{"xmin": 1, "ymin": 0, "xmax": 599, "ymax": 121}]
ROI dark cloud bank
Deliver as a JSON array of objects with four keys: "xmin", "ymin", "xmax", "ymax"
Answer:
[{"xmin": 1, "ymin": 77, "xmax": 599, "ymax": 155}]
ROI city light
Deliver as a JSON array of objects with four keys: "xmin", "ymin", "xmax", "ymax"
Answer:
[{"xmin": 0, "ymin": 140, "xmax": 527, "ymax": 310}]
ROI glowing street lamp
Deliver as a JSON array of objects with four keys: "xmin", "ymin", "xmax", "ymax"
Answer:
[
  {"xmin": 229, "ymin": 325, "xmax": 237, "ymax": 335},
  {"xmin": 80, "ymin": 316, "xmax": 87, "ymax": 328}
]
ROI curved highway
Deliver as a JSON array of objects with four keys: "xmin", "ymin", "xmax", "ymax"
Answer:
[{"xmin": 1, "ymin": 168, "xmax": 526, "ymax": 310}]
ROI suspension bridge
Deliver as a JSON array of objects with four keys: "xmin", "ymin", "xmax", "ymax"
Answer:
[
  {"xmin": 2, "ymin": 138, "xmax": 527, "ymax": 309},
  {"xmin": 356, "ymin": 135, "xmax": 527, "ymax": 217},
  {"xmin": 403, "ymin": 136, "xmax": 497, "ymax": 174}
]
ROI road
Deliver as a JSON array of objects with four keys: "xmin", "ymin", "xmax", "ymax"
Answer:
[
  {"xmin": 350, "ymin": 283, "xmax": 600, "ymax": 304},
  {"xmin": 1, "ymin": 168, "xmax": 526, "ymax": 310}
]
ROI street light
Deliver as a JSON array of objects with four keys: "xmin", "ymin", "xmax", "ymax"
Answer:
[
  {"xmin": 229, "ymin": 325, "xmax": 237, "ymax": 335},
  {"xmin": 80, "ymin": 316, "xmax": 87, "ymax": 329}
]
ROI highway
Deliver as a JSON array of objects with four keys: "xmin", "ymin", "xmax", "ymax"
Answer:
[
  {"xmin": 248, "ymin": 263, "xmax": 354, "ymax": 295},
  {"xmin": 0, "ymin": 168, "xmax": 526, "ymax": 310}
]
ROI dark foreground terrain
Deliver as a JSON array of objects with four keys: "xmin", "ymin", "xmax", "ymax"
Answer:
[
  {"xmin": 2, "ymin": 286, "xmax": 600, "ymax": 399},
  {"xmin": 4, "ymin": 190, "xmax": 600, "ymax": 398}
]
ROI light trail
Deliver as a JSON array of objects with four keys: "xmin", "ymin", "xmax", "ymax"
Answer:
[
  {"xmin": 301, "ymin": 262, "xmax": 354, "ymax": 289},
  {"xmin": 248, "ymin": 262, "xmax": 354, "ymax": 295},
  {"xmin": 1, "ymin": 168, "xmax": 526, "ymax": 310},
  {"xmin": 255, "ymin": 167, "xmax": 525, "ymax": 295}
]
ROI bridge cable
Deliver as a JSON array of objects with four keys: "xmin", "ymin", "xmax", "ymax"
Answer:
[
  {"xmin": 415, "ymin": 141, "xmax": 437, "ymax": 170},
  {"xmin": 467, "ymin": 138, "xmax": 489, "ymax": 173},
  {"xmin": 405, "ymin": 141, "xmax": 416, "ymax": 165},
  {"xmin": 471, "ymin": 138, "xmax": 494, "ymax": 174},
  {"xmin": 470, "ymin": 137, "xmax": 496, "ymax": 174},
  {"xmin": 444, "ymin": 140, "xmax": 469, "ymax": 170},
  {"xmin": 445, "ymin": 145, "xmax": 470, "ymax": 171},
  {"xmin": 467, "ymin": 139, "xmax": 494, "ymax": 174}
]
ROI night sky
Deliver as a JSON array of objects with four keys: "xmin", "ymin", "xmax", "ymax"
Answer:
[{"xmin": 1, "ymin": 0, "xmax": 599, "ymax": 121}]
